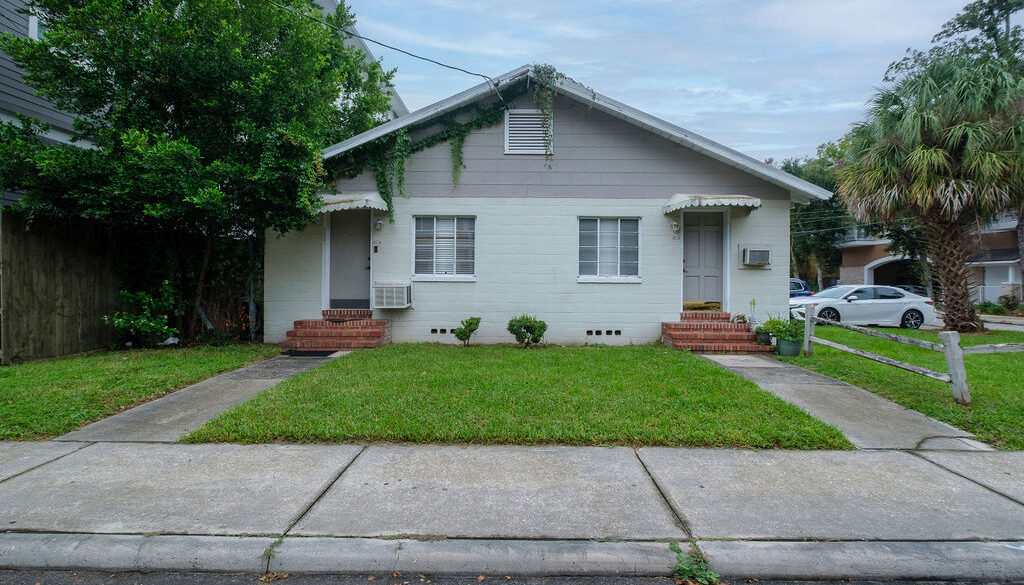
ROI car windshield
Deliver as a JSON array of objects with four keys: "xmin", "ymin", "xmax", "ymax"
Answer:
[{"xmin": 811, "ymin": 285, "xmax": 856, "ymax": 299}]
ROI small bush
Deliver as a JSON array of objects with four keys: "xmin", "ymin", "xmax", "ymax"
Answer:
[
  {"xmin": 976, "ymin": 301, "xmax": 1008, "ymax": 315},
  {"xmin": 102, "ymin": 280, "xmax": 179, "ymax": 347},
  {"xmin": 507, "ymin": 314, "xmax": 547, "ymax": 347},
  {"xmin": 452, "ymin": 316, "xmax": 481, "ymax": 346},
  {"xmin": 998, "ymin": 293, "xmax": 1020, "ymax": 311}
]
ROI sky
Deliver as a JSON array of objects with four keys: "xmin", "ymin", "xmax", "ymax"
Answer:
[{"xmin": 345, "ymin": 0, "xmax": 969, "ymax": 162}]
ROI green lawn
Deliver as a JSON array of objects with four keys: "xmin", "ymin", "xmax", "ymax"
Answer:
[
  {"xmin": 1, "ymin": 343, "xmax": 281, "ymax": 440},
  {"xmin": 781, "ymin": 327, "xmax": 1024, "ymax": 450},
  {"xmin": 184, "ymin": 344, "xmax": 852, "ymax": 449}
]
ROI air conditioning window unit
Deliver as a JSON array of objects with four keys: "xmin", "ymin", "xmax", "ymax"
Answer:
[
  {"xmin": 374, "ymin": 283, "xmax": 412, "ymax": 309},
  {"xmin": 742, "ymin": 248, "xmax": 771, "ymax": 266}
]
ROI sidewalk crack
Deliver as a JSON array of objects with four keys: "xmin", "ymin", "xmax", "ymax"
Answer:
[
  {"xmin": 908, "ymin": 450, "xmax": 1024, "ymax": 509},
  {"xmin": 633, "ymin": 449, "xmax": 693, "ymax": 539},
  {"xmin": 280, "ymin": 445, "xmax": 367, "ymax": 537}
]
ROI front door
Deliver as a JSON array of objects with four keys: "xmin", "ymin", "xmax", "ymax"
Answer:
[
  {"xmin": 683, "ymin": 212, "xmax": 723, "ymax": 304},
  {"xmin": 329, "ymin": 210, "xmax": 371, "ymax": 309}
]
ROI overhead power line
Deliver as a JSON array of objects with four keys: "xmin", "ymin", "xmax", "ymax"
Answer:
[{"xmin": 262, "ymin": 0, "xmax": 508, "ymax": 108}]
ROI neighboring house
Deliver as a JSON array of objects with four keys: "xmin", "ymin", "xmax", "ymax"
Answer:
[
  {"xmin": 1, "ymin": 1, "xmax": 116, "ymax": 363},
  {"xmin": 838, "ymin": 213, "xmax": 1022, "ymax": 303},
  {"xmin": 264, "ymin": 65, "xmax": 829, "ymax": 350}
]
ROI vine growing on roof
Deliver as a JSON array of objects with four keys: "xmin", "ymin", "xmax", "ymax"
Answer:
[{"xmin": 359, "ymin": 64, "xmax": 564, "ymax": 214}]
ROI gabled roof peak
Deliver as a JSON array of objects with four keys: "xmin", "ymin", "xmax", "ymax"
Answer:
[{"xmin": 322, "ymin": 64, "xmax": 830, "ymax": 202}]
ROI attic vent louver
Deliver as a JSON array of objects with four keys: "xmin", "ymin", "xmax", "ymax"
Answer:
[{"xmin": 505, "ymin": 109, "xmax": 550, "ymax": 155}]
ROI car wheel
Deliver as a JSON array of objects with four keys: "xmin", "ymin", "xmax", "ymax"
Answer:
[
  {"xmin": 901, "ymin": 309, "xmax": 924, "ymax": 329},
  {"xmin": 818, "ymin": 307, "xmax": 840, "ymax": 323}
]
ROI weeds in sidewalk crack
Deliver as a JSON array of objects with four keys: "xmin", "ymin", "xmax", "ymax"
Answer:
[{"xmin": 669, "ymin": 541, "xmax": 721, "ymax": 585}]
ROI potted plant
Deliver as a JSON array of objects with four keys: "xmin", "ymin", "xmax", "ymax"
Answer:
[
  {"xmin": 758, "ymin": 316, "xmax": 786, "ymax": 346},
  {"xmin": 774, "ymin": 319, "xmax": 804, "ymax": 357}
]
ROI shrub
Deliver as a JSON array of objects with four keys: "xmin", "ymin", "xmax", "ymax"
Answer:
[
  {"xmin": 102, "ymin": 280, "xmax": 179, "ymax": 347},
  {"xmin": 998, "ymin": 293, "xmax": 1020, "ymax": 311},
  {"xmin": 452, "ymin": 316, "xmax": 481, "ymax": 346},
  {"xmin": 507, "ymin": 314, "xmax": 547, "ymax": 347},
  {"xmin": 976, "ymin": 301, "xmax": 1008, "ymax": 315}
]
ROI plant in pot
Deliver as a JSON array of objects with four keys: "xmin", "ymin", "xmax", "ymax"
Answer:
[
  {"xmin": 774, "ymin": 319, "xmax": 804, "ymax": 357},
  {"xmin": 757, "ymin": 316, "xmax": 786, "ymax": 346}
]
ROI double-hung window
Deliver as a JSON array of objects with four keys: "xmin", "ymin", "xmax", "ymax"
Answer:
[
  {"xmin": 578, "ymin": 218, "xmax": 639, "ymax": 279},
  {"xmin": 414, "ymin": 216, "xmax": 475, "ymax": 278}
]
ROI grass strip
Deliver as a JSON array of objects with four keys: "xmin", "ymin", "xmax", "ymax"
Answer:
[{"xmin": 1, "ymin": 343, "xmax": 281, "ymax": 440}]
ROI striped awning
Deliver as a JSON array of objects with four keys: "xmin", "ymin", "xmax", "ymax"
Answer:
[
  {"xmin": 662, "ymin": 194, "xmax": 762, "ymax": 214},
  {"xmin": 321, "ymin": 192, "xmax": 388, "ymax": 213}
]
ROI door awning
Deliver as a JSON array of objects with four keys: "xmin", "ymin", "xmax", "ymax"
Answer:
[
  {"xmin": 662, "ymin": 194, "xmax": 762, "ymax": 214},
  {"xmin": 321, "ymin": 192, "xmax": 388, "ymax": 213}
]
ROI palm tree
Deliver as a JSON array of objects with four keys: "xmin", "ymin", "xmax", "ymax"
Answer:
[{"xmin": 836, "ymin": 56, "xmax": 1024, "ymax": 331}]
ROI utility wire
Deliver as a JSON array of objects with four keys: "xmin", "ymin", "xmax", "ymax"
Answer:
[{"xmin": 262, "ymin": 0, "xmax": 509, "ymax": 108}]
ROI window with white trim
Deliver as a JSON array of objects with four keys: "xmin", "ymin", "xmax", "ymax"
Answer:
[
  {"xmin": 505, "ymin": 109, "xmax": 550, "ymax": 154},
  {"xmin": 578, "ymin": 218, "xmax": 639, "ymax": 277},
  {"xmin": 415, "ymin": 216, "xmax": 475, "ymax": 276},
  {"xmin": 28, "ymin": 14, "xmax": 41, "ymax": 39}
]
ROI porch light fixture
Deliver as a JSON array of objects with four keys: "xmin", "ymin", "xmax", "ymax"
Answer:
[
  {"xmin": 671, "ymin": 220, "xmax": 680, "ymax": 233},
  {"xmin": 374, "ymin": 219, "xmax": 384, "ymax": 231}
]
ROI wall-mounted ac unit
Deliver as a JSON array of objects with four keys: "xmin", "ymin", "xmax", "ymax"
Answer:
[
  {"xmin": 742, "ymin": 248, "xmax": 771, "ymax": 266},
  {"xmin": 374, "ymin": 283, "xmax": 412, "ymax": 309}
]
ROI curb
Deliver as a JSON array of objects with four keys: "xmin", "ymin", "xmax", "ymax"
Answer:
[
  {"xmin": 699, "ymin": 540, "xmax": 1024, "ymax": 581},
  {"xmin": 0, "ymin": 533, "xmax": 273, "ymax": 572},
  {"xmin": 0, "ymin": 534, "xmax": 675, "ymax": 576}
]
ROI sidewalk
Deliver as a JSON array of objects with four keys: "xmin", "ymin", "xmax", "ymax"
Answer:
[{"xmin": 1, "ymin": 354, "xmax": 1022, "ymax": 580}]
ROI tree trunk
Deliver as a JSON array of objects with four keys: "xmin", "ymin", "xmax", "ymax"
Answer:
[
  {"xmin": 924, "ymin": 217, "xmax": 978, "ymax": 332},
  {"xmin": 189, "ymin": 235, "xmax": 213, "ymax": 338},
  {"xmin": 814, "ymin": 255, "xmax": 824, "ymax": 292},
  {"xmin": 1017, "ymin": 206, "xmax": 1024, "ymax": 301}
]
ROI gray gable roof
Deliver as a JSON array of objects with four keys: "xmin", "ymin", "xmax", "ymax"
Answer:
[{"xmin": 322, "ymin": 64, "xmax": 831, "ymax": 202}]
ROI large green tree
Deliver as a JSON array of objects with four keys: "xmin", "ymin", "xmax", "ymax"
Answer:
[
  {"xmin": 836, "ymin": 56, "xmax": 1024, "ymax": 331},
  {"xmin": 783, "ymin": 141, "xmax": 848, "ymax": 291},
  {"xmin": 0, "ymin": 0, "xmax": 394, "ymax": 334}
]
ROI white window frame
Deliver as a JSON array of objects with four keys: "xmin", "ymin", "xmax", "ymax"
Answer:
[
  {"xmin": 577, "ymin": 217, "xmax": 641, "ymax": 283},
  {"xmin": 504, "ymin": 108, "xmax": 551, "ymax": 155},
  {"xmin": 411, "ymin": 215, "xmax": 477, "ymax": 282}
]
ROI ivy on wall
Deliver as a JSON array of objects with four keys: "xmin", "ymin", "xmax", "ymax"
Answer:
[{"xmin": 348, "ymin": 64, "xmax": 566, "ymax": 215}]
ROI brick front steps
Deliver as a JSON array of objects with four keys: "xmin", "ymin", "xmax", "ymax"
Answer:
[
  {"xmin": 281, "ymin": 309, "xmax": 391, "ymax": 351},
  {"xmin": 662, "ymin": 311, "xmax": 774, "ymax": 354}
]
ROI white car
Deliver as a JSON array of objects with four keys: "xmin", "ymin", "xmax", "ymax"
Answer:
[{"xmin": 789, "ymin": 285, "xmax": 937, "ymax": 329}]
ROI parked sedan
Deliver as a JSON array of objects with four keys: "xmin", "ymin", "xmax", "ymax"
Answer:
[{"xmin": 789, "ymin": 285, "xmax": 937, "ymax": 329}]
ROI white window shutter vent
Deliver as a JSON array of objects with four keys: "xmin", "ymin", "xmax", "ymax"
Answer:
[{"xmin": 505, "ymin": 110, "xmax": 550, "ymax": 154}]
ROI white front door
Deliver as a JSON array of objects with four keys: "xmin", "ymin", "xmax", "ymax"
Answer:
[
  {"xmin": 683, "ymin": 212, "xmax": 723, "ymax": 304},
  {"xmin": 329, "ymin": 210, "xmax": 371, "ymax": 308}
]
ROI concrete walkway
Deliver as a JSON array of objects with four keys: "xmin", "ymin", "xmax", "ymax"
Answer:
[
  {"xmin": 702, "ymin": 354, "xmax": 990, "ymax": 450},
  {"xmin": 58, "ymin": 355, "xmax": 336, "ymax": 442}
]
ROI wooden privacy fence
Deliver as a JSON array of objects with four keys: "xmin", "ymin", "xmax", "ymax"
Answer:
[{"xmin": 801, "ymin": 310, "xmax": 1024, "ymax": 405}]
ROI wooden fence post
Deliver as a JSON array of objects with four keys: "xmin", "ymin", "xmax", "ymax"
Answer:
[
  {"xmin": 938, "ymin": 331, "xmax": 971, "ymax": 405},
  {"xmin": 803, "ymin": 306, "xmax": 816, "ymax": 356}
]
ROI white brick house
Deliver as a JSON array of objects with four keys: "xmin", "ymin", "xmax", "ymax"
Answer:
[{"xmin": 263, "ymin": 65, "xmax": 829, "ymax": 349}]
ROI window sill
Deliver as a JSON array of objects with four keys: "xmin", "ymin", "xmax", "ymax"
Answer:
[
  {"xmin": 577, "ymin": 276, "xmax": 642, "ymax": 284},
  {"xmin": 412, "ymin": 275, "xmax": 477, "ymax": 282}
]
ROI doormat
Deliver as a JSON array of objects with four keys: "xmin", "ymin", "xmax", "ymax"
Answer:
[
  {"xmin": 283, "ymin": 349, "xmax": 339, "ymax": 357},
  {"xmin": 683, "ymin": 301, "xmax": 722, "ymax": 311}
]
